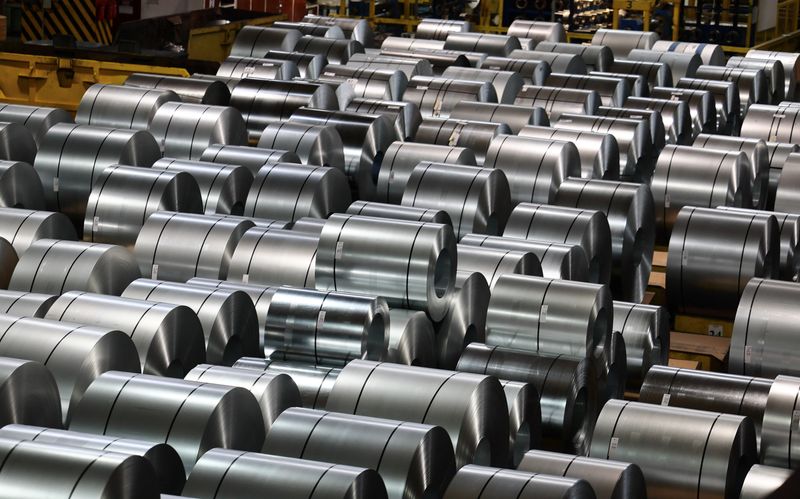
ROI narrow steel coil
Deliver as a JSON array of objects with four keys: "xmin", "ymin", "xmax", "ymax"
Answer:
[
  {"xmin": 626, "ymin": 48, "xmax": 701, "ymax": 81},
  {"xmin": 652, "ymin": 40, "xmax": 725, "ymax": 65},
  {"xmin": 122, "ymin": 279, "xmax": 260, "ymax": 366},
  {"xmin": 0, "ymin": 207, "xmax": 76, "ymax": 253},
  {"xmin": 483, "ymin": 135, "xmax": 580, "ymax": 205},
  {"xmin": 0, "ymin": 437, "xmax": 160, "ymax": 498},
  {"xmin": 612, "ymin": 300, "xmax": 669, "ymax": 388},
  {"xmin": 376, "ymin": 141, "xmax": 476, "ymax": 202},
  {"xmin": 33, "ymin": 123, "xmax": 161, "ymax": 228},
  {"xmin": 0, "ymin": 314, "xmax": 140, "ymax": 424},
  {"xmin": 345, "ymin": 98, "xmax": 422, "ymax": 140},
  {"xmin": 149, "ymin": 102, "xmax": 247, "ymax": 160},
  {"xmin": 457, "ymin": 244, "xmax": 542, "ymax": 288},
  {"xmin": 230, "ymin": 26, "xmax": 302, "ymax": 57},
  {"xmin": 9, "ymin": 239, "xmax": 139, "ymax": 295},
  {"xmin": 676, "ymin": 77, "xmax": 741, "ymax": 134},
  {"xmin": 0, "ymin": 357, "xmax": 62, "ymax": 427},
  {"xmin": 293, "ymin": 35, "xmax": 364, "ymax": 64},
  {"xmin": 774, "ymin": 152, "xmax": 800, "ymax": 215},
  {"xmin": 651, "ymin": 145, "xmax": 752, "ymax": 241},
  {"xmin": 321, "ymin": 64, "xmax": 407, "ymax": 101},
  {"xmin": 0, "ymin": 103, "xmax": 73, "ymax": 145},
  {"xmin": 124, "ymin": 73, "xmax": 230, "ymax": 105},
  {"xmin": 667, "ymin": 207, "xmax": 779, "ymax": 318},
  {"xmin": 589, "ymin": 71, "xmax": 648, "ymax": 98},
  {"xmin": 386, "ymin": 308, "xmax": 436, "ymax": 367},
  {"xmin": 481, "ymin": 56, "xmax": 550, "ymax": 86},
  {"xmin": 302, "ymin": 15, "xmax": 374, "ymax": 47},
  {"xmin": 555, "ymin": 178, "xmax": 655, "ymax": 303},
  {"xmin": 728, "ymin": 56, "xmax": 786, "ymax": 103},
  {"xmin": 694, "ymin": 134, "xmax": 768, "ymax": 209},
  {"xmin": 382, "ymin": 36, "xmax": 446, "ymax": 52},
  {"xmin": 444, "ymin": 465, "xmax": 594, "ymax": 499},
  {"xmin": 347, "ymin": 53, "xmax": 434, "ymax": 79},
  {"xmin": 650, "ymin": 86, "xmax": 717, "ymax": 135},
  {"xmin": 412, "ymin": 118, "xmax": 510, "ymax": 164},
  {"xmin": 500, "ymin": 380, "xmax": 542, "ymax": 467},
  {"xmin": 544, "ymin": 73, "xmax": 629, "ymax": 107},
  {"xmin": 508, "ymin": 50, "xmax": 588, "ymax": 74},
  {"xmin": 590, "ymin": 400, "xmax": 757, "ymax": 499},
  {"xmin": 291, "ymin": 216, "xmax": 327, "ymax": 234},
  {"xmin": 301, "ymin": 76, "xmax": 355, "ymax": 109},
  {"xmin": 263, "ymin": 49, "xmax": 328, "ymax": 79},
  {"xmin": 216, "ymin": 56, "xmax": 300, "ymax": 80},
  {"xmin": 326, "ymin": 360, "xmax": 510, "ymax": 467},
  {"xmin": 201, "ymin": 144, "xmax": 300, "ymax": 174},
  {"xmin": 227, "ymin": 227, "xmax": 317, "ymax": 288},
  {"xmin": 257, "ymin": 121, "xmax": 345, "ymax": 168},
  {"xmin": 70, "ymin": 371, "xmax": 265, "ymax": 473},
  {"xmin": 417, "ymin": 18, "xmax": 472, "ymax": 40},
  {"xmin": 594, "ymin": 105, "xmax": 666, "ymax": 159},
  {"xmin": 190, "ymin": 73, "xmax": 242, "ymax": 93},
  {"xmin": 608, "ymin": 59, "xmax": 672, "ymax": 91},
  {"xmin": 460, "ymin": 233, "xmax": 591, "ymax": 282},
  {"xmin": 401, "ymin": 162, "xmax": 512, "ymax": 237},
  {"xmin": 76, "ymin": 83, "xmax": 179, "ymax": 130},
  {"xmin": 0, "ymin": 160, "xmax": 45, "ymax": 209},
  {"xmin": 244, "ymin": 162, "xmax": 351, "ymax": 221},
  {"xmin": 747, "ymin": 49, "xmax": 800, "ymax": 98},
  {"xmin": 519, "ymin": 125, "xmax": 619, "ymax": 180},
  {"xmin": 507, "ymin": 20, "xmax": 566, "ymax": 42},
  {"xmin": 0, "ymin": 122, "xmax": 36, "ymax": 164},
  {"xmin": 763, "ymin": 142, "xmax": 800, "ymax": 210},
  {"xmin": 264, "ymin": 407, "xmax": 455, "ymax": 499},
  {"xmin": 435, "ymin": 270, "xmax": 488, "ymax": 369},
  {"xmin": 152, "ymin": 158, "xmax": 252, "ymax": 216},
  {"xmin": 0, "ymin": 290, "xmax": 56, "ymax": 317},
  {"xmin": 184, "ymin": 448, "xmax": 387, "ymax": 499},
  {"xmin": 591, "ymin": 29, "xmax": 659, "ymax": 57},
  {"xmin": 443, "ymin": 32, "xmax": 521, "ymax": 56},
  {"xmin": 451, "ymin": 101, "xmax": 549, "ymax": 133},
  {"xmin": 742, "ymin": 103, "xmax": 800, "ymax": 144},
  {"xmin": 762, "ymin": 375, "xmax": 800, "ymax": 468},
  {"xmin": 740, "ymin": 465, "xmax": 794, "ymax": 498},
  {"xmin": 695, "ymin": 65, "xmax": 769, "ymax": 114},
  {"xmin": 514, "ymin": 86, "xmax": 600, "ymax": 121},
  {"xmin": 272, "ymin": 21, "xmax": 346, "ymax": 38},
  {"xmin": 533, "ymin": 42, "xmax": 613, "ymax": 72},
  {"xmin": 134, "ymin": 211, "xmax": 253, "ymax": 282},
  {"xmin": 518, "ymin": 450, "xmax": 646, "ymax": 499},
  {"xmin": 441, "ymin": 67, "xmax": 524, "ymax": 104},
  {"xmin": 625, "ymin": 95, "xmax": 693, "ymax": 144},
  {"xmin": 403, "ymin": 76, "xmax": 497, "ymax": 119},
  {"xmin": 233, "ymin": 357, "xmax": 340, "ymax": 409}
]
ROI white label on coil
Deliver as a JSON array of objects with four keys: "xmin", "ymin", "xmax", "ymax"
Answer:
[
  {"xmin": 448, "ymin": 127, "xmax": 462, "ymax": 147},
  {"xmin": 416, "ymin": 85, "xmax": 428, "ymax": 91},
  {"xmin": 151, "ymin": 264, "xmax": 158, "ymax": 280},
  {"xmin": 92, "ymin": 216, "xmax": 100, "ymax": 232},
  {"xmin": 346, "ymin": 78, "xmax": 359, "ymax": 87},
  {"xmin": 540, "ymin": 304, "xmax": 548, "ymax": 322},
  {"xmin": 53, "ymin": 177, "xmax": 59, "ymax": 192},
  {"xmin": 433, "ymin": 98, "xmax": 443, "ymax": 117},
  {"xmin": 744, "ymin": 345, "xmax": 753, "ymax": 363},
  {"xmin": 242, "ymin": 273, "xmax": 249, "ymax": 284},
  {"xmin": 317, "ymin": 310, "xmax": 326, "ymax": 329},
  {"xmin": 661, "ymin": 394, "xmax": 671, "ymax": 405},
  {"xmin": 664, "ymin": 193, "xmax": 670, "ymax": 208},
  {"xmin": 335, "ymin": 242, "xmax": 344, "ymax": 260},
  {"xmin": 324, "ymin": 72, "xmax": 335, "ymax": 77},
  {"xmin": 243, "ymin": 66, "xmax": 254, "ymax": 75},
  {"xmin": 708, "ymin": 324, "xmax": 724, "ymax": 337},
  {"xmin": 610, "ymin": 437, "xmax": 619, "ymax": 449}
]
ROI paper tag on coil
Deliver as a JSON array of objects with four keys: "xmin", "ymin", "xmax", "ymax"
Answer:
[
  {"xmin": 92, "ymin": 216, "xmax": 100, "ymax": 232},
  {"xmin": 335, "ymin": 242, "xmax": 344, "ymax": 259},
  {"xmin": 433, "ymin": 98, "xmax": 443, "ymax": 117},
  {"xmin": 317, "ymin": 310, "xmax": 326, "ymax": 329},
  {"xmin": 346, "ymin": 78, "xmax": 359, "ymax": 87},
  {"xmin": 53, "ymin": 177, "xmax": 59, "ymax": 192},
  {"xmin": 610, "ymin": 437, "xmax": 619, "ymax": 449},
  {"xmin": 324, "ymin": 72, "xmax": 335, "ymax": 77},
  {"xmin": 744, "ymin": 345, "xmax": 752, "ymax": 363},
  {"xmin": 661, "ymin": 394, "xmax": 671, "ymax": 405},
  {"xmin": 540, "ymin": 304, "xmax": 548, "ymax": 322},
  {"xmin": 242, "ymin": 273, "xmax": 249, "ymax": 284},
  {"xmin": 151, "ymin": 264, "xmax": 158, "ymax": 280},
  {"xmin": 448, "ymin": 127, "xmax": 462, "ymax": 147}
]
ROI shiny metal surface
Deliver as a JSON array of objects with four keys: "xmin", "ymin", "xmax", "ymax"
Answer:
[
  {"xmin": 545, "ymin": 73, "xmax": 629, "ymax": 107},
  {"xmin": 417, "ymin": 18, "xmax": 472, "ymax": 40},
  {"xmin": 442, "ymin": 67, "xmax": 524, "ymax": 104},
  {"xmin": 216, "ymin": 56, "xmax": 300, "ymax": 80},
  {"xmin": 302, "ymin": 15, "xmax": 374, "ymax": 47},
  {"xmin": 451, "ymin": 101, "xmax": 549, "ymax": 134},
  {"xmin": 607, "ymin": 59, "xmax": 672, "ymax": 91},
  {"xmin": 534, "ymin": 42, "xmax": 613, "ymax": 72},
  {"xmin": 481, "ymin": 56, "xmax": 550, "ymax": 86},
  {"xmin": 774, "ymin": 152, "xmax": 800, "ymax": 215},
  {"xmin": 0, "ymin": 103, "xmax": 73, "ymax": 146},
  {"xmin": 70, "ymin": 371, "xmax": 265, "ymax": 473},
  {"xmin": 124, "ymin": 74, "xmax": 230, "ymax": 105},
  {"xmin": 230, "ymin": 26, "xmax": 301, "ymax": 57},
  {"xmin": 443, "ymin": 464, "xmax": 595, "ymax": 499},
  {"xmin": 589, "ymin": 71, "xmax": 648, "ymax": 98},
  {"xmin": 264, "ymin": 49, "xmax": 328, "ymax": 79},
  {"xmin": 747, "ymin": 49, "xmax": 800, "ymax": 98},
  {"xmin": 555, "ymin": 179, "xmax": 655, "ymax": 303},
  {"xmin": 435, "ymin": 271, "xmax": 488, "ymax": 369},
  {"xmin": 153, "ymin": 158, "xmax": 252, "ymax": 216},
  {"xmin": 232, "ymin": 357, "xmax": 340, "ymax": 409},
  {"xmin": 201, "ymin": 144, "xmax": 300, "ymax": 174},
  {"xmin": 515, "ymin": 86, "xmax": 600, "ymax": 121},
  {"xmin": 693, "ymin": 135, "xmax": 769, "ymax": 209},
  {"xmin": 677, "ymin": 77, "xmax": 741, "ymax": 134},
  {"xmin": 292, "ymin": 35, "xmax": 364, "ymax": 65},
  {"xmin": 504, "ymin": 202, "xmax": 612, "ymax": 285},
  {"xmin": 0, "ymin": 290, "xmax": 56, "ymax": 318},
  {"xmin": 347, "ymin": 52, "xmax": 434, "ymax": 78},
  {"xmin": 401, "ymin": 162, "xmax": 511, "ymax": 237},
  {"xmin": 0, "ymin": 122, "xmax": 36, "ymax": 165},
  {"xmin": 507, "ymin": 20, "xmax": 565, "ymax": 42},
  {"xmin": 500, "ymin": 380, "xmax": 542, "ymax": 467},
  {"xmin": 667, "ymin": 207, "xmax": 779, "ymax": 319},
  {"xmin": 761, "ymin": 375, "xmax": 800, "ymax": 468},
  {"xmin": 149, "ymin": 102, "xmax": 247, "ymax": 160},
  {"xmin": 519, "ymin": 125, "xmax": 619, "ymax": 180},
  {"xmin": 0, "ymin": 357, "xmax": 62, "ymax": 427},
  {"xmin": 0, "ymin": 207, "xmax": 76, "ymax": 253},
  {"xmin": 508, "ymin": 50, "xmax": 588, "ymax": 75},
  {"xmin": 624, "ymin": 96, "xmax": 693, "ymax": 145},
  {"xmin": 762, "ymin": 142, "xmax": 800, "ymax": 210},
  {"xmin": 382, "ymin": 36, "xmax": 446, "ymax": 52},
  {"xmin": 0, "ymin": 160, "xmax": 45, "ymax": 209},
  {"xmin": 228, "ymin": 227, "xmax": 317, "ymax": 288},
  {"xmin": 739, "ymin": 465, "xmax": 794, "ymax": 499},
  {"xmin": 695, "ymin": 65, "xmax": 769, "ymax": 114},
  {"xmin": 612, "ymin": 301, "xmax": 669, "ymax": 388},
  {"xmin": 76, "ymin": 83, "xmax": 179, "ymax": 130},
  {"xmin": 321, "ymin": 64, "xmax": 407, "ymax": 101},
  {"xmin": 650, "ymin": 86, "xmax": 717, "ymax": 135},
  {"xmin": 457, "ymin": 244, "xmax": 542, "ymax": 289},
  {"xmin": 443, "ymin": 32, "xmax": 520, "ymax": 56},
  {"xmin": 652, "ymin": 40, "xmax": 725, "ymax": 66},
  {"xmin": 345, "ymin": 98, "xmax": 422, "ymax": 140},
  {"xmin": 728, "ymin": 56, "xmax": 786, "ymax": 104},
  {"xmin": 484, "ymin": 135, "xmax": 580, "ymax": 205},
  {"xmin": 412, "ymin": 118, "xmax": 510, "ymax": 164},
  {"xmin": 627, "ymin": 49, "xmax": 701, "ymax": 81},
  {"xmin": 591, "ymin": 29, "xmax": 659, "ymax": 57},
  {"xmin": 272, "ymin": 21, "xmax": 346, "ymax": 39},
  {"xmin": 257, "ymin": 121, "xmax": 345, "ymax": 168},
  {"xmin": 589, "ymin": 400, "xmax": 758, "ymax": 499},
  {"xmin": 326, "ymin": 360, "xmax": 509, "ymax": 467},
  {"xmin": 386, "ymin": 308, "xmax": 436, "ymax": 367},
  {"xmin": 403, "ymin": 76, "xmax": 497, "ymax": 119}
]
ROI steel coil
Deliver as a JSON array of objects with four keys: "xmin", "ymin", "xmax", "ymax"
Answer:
[
  {"xmin": 227, "ymin": 227, "xmax": 317, "ymax": 288},
  {"xmin": 740, "ymin": 465, "xmax": 794, "ymax": 498},
  {"xmin": 233, "ymin": 357, "xmax": 340, "ymax": 409},
  {"xmin": 302, "ymin": 15, "xmax": 374, "ymax": 47},
  {"xmin": 667, "ymin": 207, "xmax": 779, "ymax": 318},
  {"xmin": 555, "ymin": 178, "xmax": 655, "ymax": 303},
  {"xmin": 76, "ymin": 83, "xmax": 179, "ymax": 130},
  {"xmin": 533, "ymin": 42, "xmax": 613, "ymax": 72},
  {"xmin": 650, "ymin": 86, "xmax": 717, "ymax": 135},
  {"xmin": 519, "ymin": 125, "xmax": 619, "ymax": 180},
  {"xmin": 608, "ymin": 59, "xmax": 672, "ymax": 91},
  {"xmin": 590, "ymin": 71, "xmax": 648, "ymax": 98},
  {"xmin": 763, "ymin": 142, "xmax": 800, "ymax": 210},
  {"xmin": 504, "ymin": 202, "xmax": 612, "ymax": 285},
  {"xmin": 0, "ymin": 207, "xmax": 76, "ymax": 253},
  {"xmin": 443, "ymin": 464, "xmax": 595, "ymax": 499},
  {"xmin": 747, "ymin": 49, "xmax": 800, "ymax": 98},
  {"xmin": 508, "ymin": 50, "xmax": 588, "ymax": 74},
  {"xmin": 417, "ymin": 18, "xmax": 472, "ymax": 40},
  {"xmin": 481, "ymin": 57, "xmax": 550, "ymax": 86},
  {"xmin": 134, "ymin": 211, "xmax": 253, "ymax": 282},
  {"xmin": 124, "ymin": 73, "xmax": 230, "ymax": 105},
  {"xmin": 0, "ymin": 237, "xmax": 17, "ymax": 287},
  {"xmin": 507, "ymin": 20, "xmax": 565, "ymax": 42},
  {"xmin": 696, "ymin": 65, "xmax": 768, "ymax": 113},
  {"xmin": 624, "ymin": 95, "xmax": 693, "ymax": 145},
  {"xmin": 345, "ymin": 98, "xmax": 422, "ymax": 140},
  {"xmin": 264, "ymin": 49, "xmax": 328, "ymax": 79},
  {"xmin": 293, "ymin": 35, "xmax": 364, "ymax": 65},
  {"xmin": 743, "ymin": 103, "xmax": 800, "ymax": 145},
  {"xmin": 347, "ymin": 54, "xmax": 434, "ymax": 79},
  {"xmin": 149, "ymin": 102, "xmax": 247, "ymax": 160},
  {"xmin": 457, "ymin": 244, "xmax": 542, "ymax": 289},
  {"xmin": 436, "ymin": 270, "xmax": 489, "ymax": 369},
  {"xmin": 545, "ymin": 73, "xmax": 628, "ymax": 107},
  {"xmin": 401, "ymin": 162, "xmax": 511, "ymax": 237},
  {"xmin": 590, "ymin": 400, "xmax": 757, "ymax": 499},
  {"xmin": 762, "ymin": 375, "xmax": 800, "ymax": 468},
  {"xmin": 152, "ymin": 158, "xmax": 252, "ymax": 216},
  {"xmin": 230, "ymin": 25, "xmax": 301, "ymax": 57},
  {"xmin": 386, "ymin": 308, "xmax": 436, "ymax": 367},
  {"xmin": 34, "ymin": 123, "xmax": 160, "ymax": 228},
  {"xmin": 626, "ymin": 48, "xmax": 701, "ymax": 81},
  {"xmin": 216, "ymin": 56, "xmax": 300, "ymax": 80},
  {"xmin": 593, "ymin": 106, "xmax": 665, "ymax": 159},
  {"xmin": 257, "ymin": 121, "xmax": 345, "ymax": 168},
  {"xmin": 591, "ymin": 29, "xmax": 659, "ymax": 57},
  {"xmin": 0, "ymin": 122, "xmax": 35, "ymax": 165},
  {"xmin": 201, "ymin": 144, "xmax": 300, "ymax": 174},
  {"xmin": 676, "ymin": 77, "xmax": 741, "ymax": 134},
  {"xmin": 190, "ymin": 73, "xmax": 242, "ymax": 93},
  {"xmin": 728, "ymin": 56, "xmax": 785, "ymax": 104},
  {"xmin": 0, "ymin": 103, "xmax": 73, "ymax": 146},
  {"xmin": 184, "ymin": 448, "xmax": 387, "ymax": 499},
  {"xmin": 651, "ymin": 146, "xmax": 752, "ymax": 241},
  {"xmin": 612, "ymin": 300, "xmax": 668, "ymax": 388},
  {"xmin": 272, "ymin": 21, "xmax": 346, "ymax": 39},
  {"xmin": 652, "ymin": 40, "xmax": 725, "ymax": 65},
  {"xmin": 70, "ymin": 371, "xmax": 264, "ymax": 473},
  {"xmin": 404, "ymin": 76, "xmax": 497, "ymax": 119},
  {"xmin": 382, "ymin": 36, "xmax": 446, "ymax": 52},
  {"xmin": 441, "ymin": 67, "xmax": 524, "ymax": 104},
  {"xmin": 0, "ymin": 357, "xmax": 62, "ymax": 427},
  {"xmin": 500, "ymin": 380, "xmax": 542, "ymax": 467},
  {"xmin": 774, "ymin": 153, "xmax": 800, "ymax": 215},
  {"xmin": 291, "ymin": 217, "xmax": 327, "ymax": 234},
  {"xmin": 0, "ymin": 290, "xmax": 55, "ymax": 317},
  {"xmin": 412, "ymin": 118, "xmax": 510, "ymax": 164},
  {"xmin": 514, "ymin": 86, "xmax": 600, "ymax": 121},
  {"xmin": 321, "ymin": 64, "xmax": 407, "ymax": 101},
  {"xmin": 443, "ymin": 32, "xmax": 521, "ymax": 57},
  {"xmin": 0, "ymin": 160, "xmax": 44, "ymax": 209},
  {"xmin": 327, "ymin": 360, "xmax": 509, "ymax": 467},
  {"xmin": 693, "ymin": 135, "xmax": 768, "ymax": 209},
  {"xmin": 451, "ymin": 101, "xmax": 548, "ymax": 133},
  {"xmin": 301, "ymin": 76, "xmax": 355, "ymax": 109},
  {"xmin": 264, "ymin": 407, "xmax": 455, "ymax": 499},
  {"xmin": 376, "ymin": 142, "xmax": 476, "ymax": 202}
]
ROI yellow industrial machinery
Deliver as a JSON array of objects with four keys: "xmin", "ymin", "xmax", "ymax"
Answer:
[{"xmin": 187, "ymin": 14, "xmax": 287, "ymax": 62}]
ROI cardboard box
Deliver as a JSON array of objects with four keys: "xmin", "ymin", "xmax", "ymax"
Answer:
[
  {"xmin": 669, "ymin": 331, "xmax": 729, "ymax": 371},
  {"xmin": 674, "ymin": 315, "xmax": 734, "ymax": 338}
]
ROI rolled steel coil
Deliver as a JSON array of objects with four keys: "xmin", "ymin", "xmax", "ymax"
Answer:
[
  {"xmin": 0, "ymin": 357, "xmax": 63, "ymax": 427},
  {"xmin": 263, "ymin": 49, "xmax": 327, "ymax": 79},
  {"xmin": 676, "ymin": 77, "xmax": 740, "ymax": 135},
  {"xmin": 412, "ymin": 118, "xmax": 510, "ymax": 164},
  {"xmin": 33, "ymin": 123, "xmax": 160, "ymax": 228},
  {"xmin": 501, "ymin": 380, "xmax": 542, "ymax": 467},
  {"xmin": 650, "ymin": 86, "xmax": 716, "ymax": 135},
  {"xmin": 442, "ymin": 67, "xmax": 524, "ymax": 104},
  {"xmin": 627, "ymin": 48, "xmax": 701, "ymax": 81},
  {"xmin": 0, "ymin": 160, "xmax": 45, "ymax": 209},
  {"xmin": 149, "ymin": 102, "xmax": 247, "ymax": 160},
  {"xmin": 544, "ymin": 73, "xmax": 628, "ymax": 107},
  {"xmin": 386, "ymin": 308, "xmax": 436, "ymax": 367},
  {"xmin": 590, "ymin": 400, "xmax": 757, "ymax": 499},
  {"xmin": 763, "ymin": 142, "xmax": 800, "ymax": 210},
  {"xmin": 740, "ymin": 465, "xmax": 794, "ymax": 498},
  {"xmin": 0, "ymin": 122, "xmax": 36, "ymax": 165},
  {"xmin": 533, "ymin": 42, "xmax": 613, "ymax": 72},
  {"xmin": 481, "ymin": 56, "xmax": 550, "ymax": 86},
  {"xmin": 122, "ymin": 279, "xmax": 260, "ymax": 365},
  {"xmin": 70, "ymin": 371, "xmax": 264, "ymax": 473},
  {"xmin": 293, "ymin": 35, "xmax": 364, "ymax": 65},
  {"xmin": 216, "ymin": 56, "xmax": 300, "ymax": 80},
  {"xmin": 504, "ymin": 202, "xmax": 612, "ymax": 285},
  {"xmin": 0, "ymin": 103, "xmax": 72, "ymax": 146},
  {"xmin": 742, "ymin": 103, "xmax": 800, "ymax": 145},
  {"xmin": 152, "ymin": 158, "xmax": 252, "ymax": 216},
  {"xmin": 401, "ymin": 162, "xmax": 512, "ymax": 238},
  {"xmin": 0, "ymin": 207, "xmax": 76, "ymax": 253},
  {"xmin": 403, "ymin": 76, "xmax": 497, "ymax": 119},
  {"xmin": 519, "ymin": 125, "xmax": 619, "ymax": 180},
  {"xmin": 272, "ymin": 21, "xmax": 345, "ymax": 38},
  {"xmin": 376, "ymin": 141, "xmax": 476, "ymax": 202},
  {"xmin": 508, "ymin": 50, "xmax": 588, "ymax": 74},
  {"xmin": 230, "ymin": 26, "xmax": 302, "ymax": 57},
  {"xmin": 460, "ymin": 234, "xmax": 591, "ymax": 282},
  {"xmin": 774, "ymin": 152, "xmax": 800, "ymax": 215},
  {"xmin": 457, "ymin": 244, "xmax": 542, "ymax": 289},
  {"xmin": 84, "ymin": 165, "xmax": 203, "ymax": 247},
  {"xmin": 594, "ymin": 106, "xmax": 665, "ymax": 157},
  {"xmin": 651, "ymin": 146, "xmax": 752, "ymax": 241},
  {"xmin": 124, "ymin": 73, "xmax": 230, "ymax": 105},
  {"xmin": 762, "ymin": 375, "xmax": 800, "ymax": 468},
  {"xmin": 190, "ymin": 72, "xmax": 242, "ymax": 93},
  {"xmin": 518, "ymin": 450, "xmax": 646, "ymax": 499},
  {"xmin": 264, "ymin": 407, "xmax": 455, "ymax": 499},
  {"xmin": 433, "ymin": 269, "xmax": 486, "ymax": 368},
  {"xmin": 514, "ymin": 86, "xmax": 600, "ymax": 121},
  {"xmin": 593, "ymin": 330, "xmax": 626, "ymax": 402},
  {"xmin": 728, "ymin": 56, "xmax": 786, "ymax": 104},
  {"xmin": 321, "ymin": 64, "xmax": 407, "ymax": 101},
  {"xmin": 451, "ymin": 101, "xmax": 549, "ymax": 133},
  {"xmin": 381, "ymin": 36, "xmax": 446, "ymax": 52},
  {"xmin": 652, "ymin": 40, "xmax": 725, "ymax": 65},
  {"xmin": 201, "ymin": 144, "xmax": 300, "ymax": 174},
  {"xmin": 667, "ymin": 207, "xmax": 779, "ymax": 318},
  {"xmin": 76, "ymin": 83, "xmax": 179, "ymax": 130},
  {"xmin": 695, "ymin": 65, "xmax": 769, "ymax": 113},
  {"xmin": 9, "ymin": 239, "xmax": 139, "ymax": 295},
  {"xmin": 591, "ymin": 29, "xmax": 659, "ymax": 57},
  {"xmin": 624, "ymin": 95, "xmax": 693, "ymax": 145},
  {"xmin": 747, "ymin": 49, "xmax": 800, "ymax": 98},
  {"xmin": 345, "ymin": 98, "xmax": 422, "ymax": 140},
  {"xmin": 327, "ymin": 359, "xmax": 509, "ymax": 467},
  {"xmin": 257, "ymin": 121, "xmax": 345, "ymax": 168},
  {"xmin": 227, "ymin": 227, "xmax": 317, "ymax": 288},
  {"xmin": 443, "ymin": 32, "xmax": 520, "ymax": 56},
  {"xmin": 589, "ymin": 71, "xmax": 648, "ymax": 99},
  {"xmin": 134, "ymin": 211, "xmax": 253, "ymax": 282},
  {"xmin": 608, "ymin": 59, "xmax": 672, "ymax": 90},
  {"xmin": 184, "ymin": 448, "xmax": 387, "ymax": 498},
  {"xmin": 483, "ymin": 135, "xmax": 580, "ymax": 205},
  {"xmin": 693, "ymin": 134, "xmax": 768, "ymax": 209},
  {"xmin": 0, "ymin": 290, "xmax": 56, "ymax": 317},
  {"xmin": 507, "ymin": 20, "xmax": 566, "ymax": 42},
  {"xmin": 457, "ymin": 343, "xmax": 596, "ymax": 454},
  {"xmin": 443, "ymin": 464, "xmax": 595, "ymax": 499},
  {"xmin": 612, "ymin": 300, "xmax": 668, "ymax": 388},
  {"xmin": 417, "ymin": 18, "xmax": 472, "ymax": 40},
  {"xmin": 291, "ymin": 216, "xmax": 327, "ymax": 234},
  {"xmin": 555, "ymin": 178, "xmax": 655, "ymax": 303},
  {"xmin": 302, "ymin": 15, "xmax": 374, "ymax": 47},
  {"xmin": 349, "ymin": 52, "xmax": 434, "ymax": 78},
  {"xmin": 0, "ymin": 314, "xmax": 140, "ymax": 424},
  {"xmin": 0, "ymin": 437, "xmax": 160, "ymax": 498},
  {"xmin": 233, "ymin": 357, "xmax": 339, "ymax": 409},
  {"xmin": 302, "ymin": 76, "xmax": 355, "ymax": 109}
]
